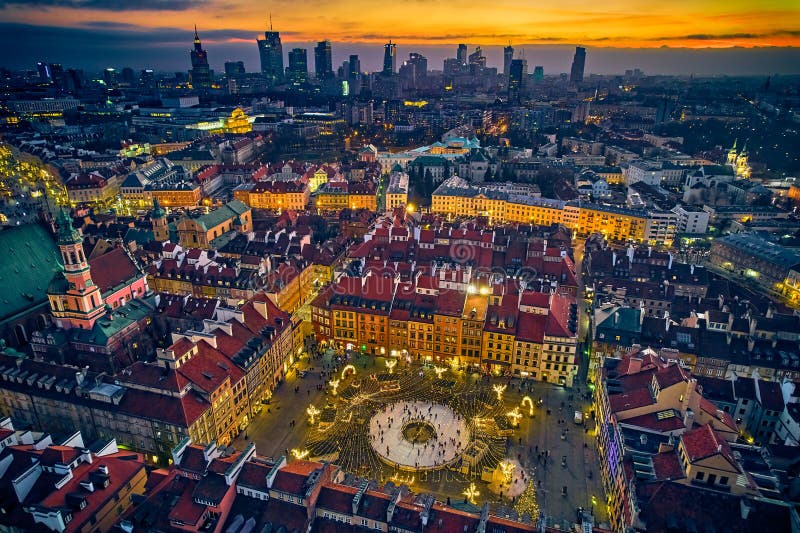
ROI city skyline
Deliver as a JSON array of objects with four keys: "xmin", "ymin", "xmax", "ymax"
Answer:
[
  {"xmin": 1, "ymin": 25, "xmax": 799, "ymax": 76},
  {"xmin": 1, "ymin": 0, "xmax": 800, "ymax": 74},
  {"xmin": 1, "ymin": 0, "xmax": 799, "ymax": 49}
]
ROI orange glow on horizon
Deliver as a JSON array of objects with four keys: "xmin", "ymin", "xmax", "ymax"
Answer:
[{"xmin": 1, "ymin": 1, "xmax": 799, "ymax": 49}]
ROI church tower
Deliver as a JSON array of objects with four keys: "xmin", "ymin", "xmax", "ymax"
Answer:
[
  {"xmin": 47, "ymin": 210, "xmax": 105, "ymax": 330},
  {"xmin": 726, "ymin": 139, "xmax": 738, "ymax": 166},
  {"xmin": 151, "ymin": 198, "xmax": 170, "ymax": 242}
]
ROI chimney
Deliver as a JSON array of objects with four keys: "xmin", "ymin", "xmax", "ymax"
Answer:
[
  {"xmin": 683, "ymin": 408, "xmax": 695, "ymax": 430},
  {"xmin": 740, "ymin": 497, "xmax": 752, "ymax": 520}
]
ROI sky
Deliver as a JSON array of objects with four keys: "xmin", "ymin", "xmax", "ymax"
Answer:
[{"xmin": 0, "ymin": 0, "xmax": 799, "ymax": 74}]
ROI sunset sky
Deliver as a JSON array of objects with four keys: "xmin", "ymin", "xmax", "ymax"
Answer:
[{"xmin": 0, "ymin": 0, "xmax": 799, "ymax": 73}]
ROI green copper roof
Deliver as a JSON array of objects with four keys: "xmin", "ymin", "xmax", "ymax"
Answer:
[
  {"xmin": 0, "ymin": 224, "xmax": 60, "ymax": 324},
  {"xmin": 152, "ymin": 198, "xmax": 166, "ymax": 219},
  {"xmin": 56, "ymin": 209, "xmax": 81, "ymax": 245},
  {"xmin": 193, "ymin": 199, "xmax": 249, "ymax": 231}
]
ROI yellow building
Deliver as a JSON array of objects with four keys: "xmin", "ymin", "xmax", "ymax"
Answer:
[
  {"xmin": 233, "ymin": 180, "xmax": 310, "ymax": 211},
  {"xmin": 176, "ymin": 199, "xmax": 252, "ymax": 249},
  {"xmin": 432, "ymin": 184, "xmax": 653, "ymax": 243},
  {"xmin": 65, "ymin": 171, "xmax": 120, "ymax": 206},
  {"xmin": 315, "ymin": 182, "xmax": 377, "ymax": 212}
]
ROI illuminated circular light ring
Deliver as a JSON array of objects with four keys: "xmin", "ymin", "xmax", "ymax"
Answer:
[{"xmin": 369, "ymin": 400, "xmax": 470, "ymax": 471}]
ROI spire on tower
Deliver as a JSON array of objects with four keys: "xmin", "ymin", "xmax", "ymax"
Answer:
[
  {"xmin": 269, "ymin": 12, "xmax": 273, "ymax": 31},
  {"xmin": 194, "ymin": 24, "xmax": 200, "ymax": 43}
]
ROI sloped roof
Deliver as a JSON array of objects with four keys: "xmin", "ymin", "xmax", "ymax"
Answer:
[{"xmin": 0, "ymin": 224, "xmax": 60, "ymax": 323}]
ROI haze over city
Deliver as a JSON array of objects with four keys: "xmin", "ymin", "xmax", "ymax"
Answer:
[{"xmin": 0, "ymin": 0, "xmax": 799, "ymax": 74}]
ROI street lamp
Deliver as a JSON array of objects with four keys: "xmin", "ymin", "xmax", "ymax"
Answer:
[
  {"xmin": 433, "ymin": 365, "xmax": 446, "ymax": 378},
  {"xmin": 385, "ymin": 360, "xmax": 397, "ymax": 374},
  {"xmin": 506, "ymin": 407, "xmax": 522, "ymax": 427},
  {"xmin": 329, "ymin": 378, "xmax": 340, "ymax": 395}
]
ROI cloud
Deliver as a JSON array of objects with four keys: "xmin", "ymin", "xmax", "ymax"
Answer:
[
  {"xmin": 0, "ymin": 0, "xmax": 208, "ymax": 10},
  {"xmin": 651, "ymin": 30, "xmax": 800, "ymax": 41}
]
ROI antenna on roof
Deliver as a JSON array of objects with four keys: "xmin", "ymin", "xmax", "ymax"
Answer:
[{"xmin": 269, "ymin": 12, "xmax": 273, "ymax": 31}]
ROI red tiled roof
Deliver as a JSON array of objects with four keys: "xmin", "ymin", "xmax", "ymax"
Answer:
[
  {"xmin": 39, "ymin": 446, "xmax": 80, "ymax": 467},
  {"xmin": 38, "ymin": 451, "xmax": 146, "ymax": 533},
  {"xmin": 680, "ymin": 424, "xmax": 737, "ymax": 467},
  {"xmin": 271, "ymin": 460, "xmax": 320, "ymax": 495},
  {"xmin": 651, "ymin": 451, "xmax": 686, "ymax": 481},
  {"xmin": 699, "ymin": 397, "xmax": 738, "ymax": 432},
  {"xmin": 89, "ymin": 247, "xmax": 140, "ymax": 294},
  {"xmin": 316, "ymin": 484, "xmax": 356, "ymax": 514},
  {"xmin": 609, "ymin": 389, "xmax": 654, "ymax": 413},
  {"xmin": 516, "ymin": 313, "xmax": 546, "ymax": 343},
  {"xmin": 621, "ymin": 410, "xmax": 685, "ymax": 433}
]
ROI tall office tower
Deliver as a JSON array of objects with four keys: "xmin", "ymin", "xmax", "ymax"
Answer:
[
  {"xmin": 257, "ymin": 16, "xmax": 284, "ymax": 86},
  {"xmin": 189, "ymin": 26, "xmax": 212, "ymax": 91},
  {"xmin": 468, "ymin": 46, "xmax": 486, "ymax": 68},
  {"xmin": 457, "ymin": 44, "xmax": 468, "ymax": 65},
  {"xmin": 508, "ymin": 58, "xmax": 527, "ymax": 104},
  {"xmin": 314, "ymin": 40, "xmax": 333, "ymax": 80},
  {"xmin": 103, "ymin": 68, "xmax": 117, "ymax": 87},
  {"xmin": 225, "ymin": 61, "xmax": 245, "ymax": 76},
  {"xmin": 533, "ymin": 65, "xmax": 544, "ymax": 82},
  {"xmin": 36, "ymin": 62, "xmax": 51, "ymax": 81},
  {"xmin": 408, "ymin": 53, "xmax": 427, "ymax": 78},
  {"xmin": 121, "ymin": 67, "xmax": 135, "ymax": 85},
  {"xmin": 140, "ymin": 69, "xmax": 155, "ymax": 90},
  {"xmin": 569, "ymin": 46, "xmax": 586, "ymax": 84},
  {"xmin": 287, "ymin": 48, "xmax": 308, "ymax": 86},
  {"xmin": 383, "ymin": 40, "xmax": 397, "ymax": 75},
  {"xmin": 48, "ymin": 63, "xmax": 65, "ymax": 88},
  {"xmin": 503, "ymin": 44, "xmax": 514, "ymax": 78},
  {"xmin": 348, "ymin": 54, "xmax": 361, "ymax": 78}
]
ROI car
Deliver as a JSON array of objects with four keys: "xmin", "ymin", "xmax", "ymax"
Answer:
[{"xmin": 574, "ymin": 410, "xmax": 584, "ymax": 425}]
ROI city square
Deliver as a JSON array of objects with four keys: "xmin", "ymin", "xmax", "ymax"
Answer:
[{"xmin": 237, "ymin": 350, "xmax": 607, "ymax": 527}]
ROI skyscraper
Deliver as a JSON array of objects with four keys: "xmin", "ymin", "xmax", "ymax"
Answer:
[
  {"xmin": 468, "ymin": 47, "xmax": 486, "ymax": 68},
  {"xmin": 348, "ymin": 54, "xmax": 361, "ymax": 79},
  {"xmin": 257, "ymin": 16, "xmax": 284, "ymax": 86},
  {"xmin": 314, "ymin": 40, "xmax": 333, "ymax": 80},
  {"xmin": 408, "ymin": 53, "xmax": 427, "ymax": 78},
  {"xmin": 570, "ymin": 46, "xmax": 586, "ymax": 84},
  {"xmin": 457, "ymin": 44, "xmax": 468, "ymax": 65},
  {"xmin": 189, "ymin": 26, "xmax": 212, "ymax": 92},
  {"xmin": 287, "ymin": 48, "xmax": 308, "ymax": 86},
  {"xmin": 225, "ymin": 61, "xmax": 245, "ymax": 76},
  {"xmin": 383, "ymin": 40, "xmax": 397, "ymax": 76},
  {"xmin": 533, "ymin": 65, "xmax": 544, "ymax": 82},
  {"xmin": 508, "ymin": 58, "xmax": 527, "ymax": 104},
  {"xmin": 503, "ymin": 44, "xmax": 514, "ymax": 78}
]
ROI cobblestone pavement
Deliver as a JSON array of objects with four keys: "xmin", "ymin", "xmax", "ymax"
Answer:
[{"xmin": 234, "ymin": 351, "xmax": 608, "ymax": 529}]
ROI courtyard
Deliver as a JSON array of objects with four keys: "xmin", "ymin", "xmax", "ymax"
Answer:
[{"xmin": 235, "ymin": 350, "xmax": 607, "ymax": 529}]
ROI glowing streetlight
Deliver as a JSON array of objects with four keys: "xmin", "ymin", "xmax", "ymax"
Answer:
[
  {"xmin": 506, "ymin": 407, "xmax": 523, "ymax": 427},
  {"xmin": 463, "ymin": 482, "xmax": 480, "ymax": 504},
  {"xmin": 306, "ymin": 405, "xmax": 320, "ymax": 425},
  {"xmin": 291, "ymin": 448, "xmax": 309, "ymax": 460},
  {"xmin": 329, "ymin": 378, "xmax": 340, "ymax": 395},
  {"xmin": 493, "ymin": 384, "xmax": 507, "ymax": 402},
  {"xmin": 385, "ymin": 359, "xmax": 397, "ymax": 374},
  {"xmin": 341, "ymin": 364, "xmax": 356, "ymax": 379},
  {"xmin": 521, "ymin": 396, "xmax": 534, "ymax": 417},
  {"xmin": 433, "ymin": 365, "xmax": 446, "ymax": 378}
]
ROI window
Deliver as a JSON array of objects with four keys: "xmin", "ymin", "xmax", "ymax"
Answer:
[
  {"xmin": 695, "ymin": 471, "xmax": 704, "ymax": 481},
  {"xmin": 720, "ymin": 476, "xmax": 729, "ymax": 485}
]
